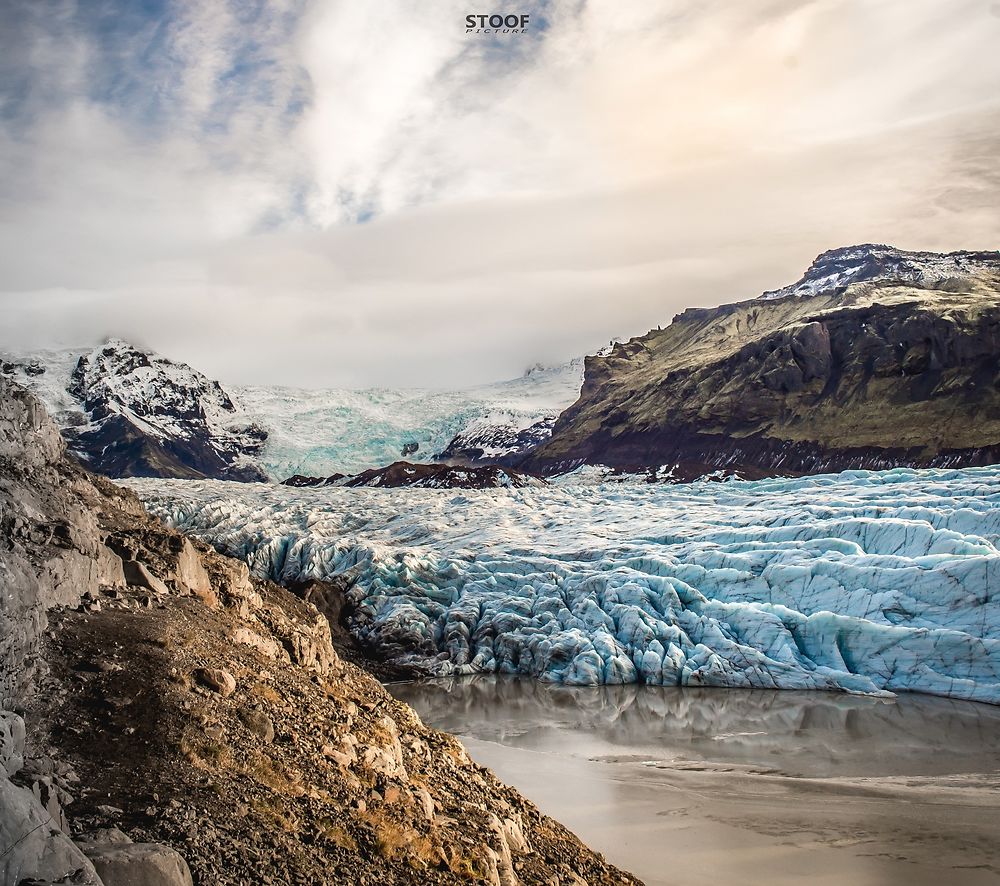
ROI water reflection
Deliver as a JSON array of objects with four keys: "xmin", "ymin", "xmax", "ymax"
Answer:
[{"xmin": 391, "ymin": 678, "xmax": 1000, "ymax": 778}]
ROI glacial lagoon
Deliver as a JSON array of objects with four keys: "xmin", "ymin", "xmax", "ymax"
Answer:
[{"xmin": 391, "ymin": 678, "xmax": 1000, "ymax": 886}]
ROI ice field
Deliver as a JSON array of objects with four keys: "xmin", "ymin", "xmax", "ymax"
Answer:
[{"xmin": 128, "ymin": 466, "xmax": 1000, "ymax": 703}]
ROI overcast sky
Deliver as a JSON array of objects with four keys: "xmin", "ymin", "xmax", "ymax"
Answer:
[{"xmin": 1, "ymin": 0, "xmax": 999, "ymax": 388}]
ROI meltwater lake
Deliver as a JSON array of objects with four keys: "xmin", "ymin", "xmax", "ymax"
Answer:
[{"xmin": 391, "ymin": 678, "xmax": 1000, "ymax": 886}]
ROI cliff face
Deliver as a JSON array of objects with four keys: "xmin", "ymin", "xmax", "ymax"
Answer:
[
  {"xmin": 0, "ymin": 379, "xmax": 637, "ymax": 886},
  {"xmin": 0, "ymin": 376, "xmax": 152, "ymax": 885},
  {"xmin": 524, "ymin": 245, "xmax": 1000, "ymax": 478},
  {"xmin": 0, "ymin": 378, "xmax": 131, "ymax": 708}
]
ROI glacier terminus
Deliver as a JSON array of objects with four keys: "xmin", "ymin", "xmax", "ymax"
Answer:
[{"xmin": 129, "ymin": 464, "xmax": 1000, "ymax": 704}]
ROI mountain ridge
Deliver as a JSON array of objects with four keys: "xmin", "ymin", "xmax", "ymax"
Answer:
[
  {"xmin": 522, "ymin": 244, "xmax": 1000, "ymax": 478},
  {"xmin": 760, "ymin": 243, "xmax": 1000, "ymax": 301},
  {"xmin": 2, "ymin": 340, "xmax": 587, "ymax": 481},
  {"xmin": 9, "ymin": 244, "xmax": 1000, "ymax": 484}
]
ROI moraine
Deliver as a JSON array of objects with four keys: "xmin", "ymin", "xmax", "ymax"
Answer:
[{"xmin": 126, "ymin": 464, "xmax": 1000, "ymax": 704}]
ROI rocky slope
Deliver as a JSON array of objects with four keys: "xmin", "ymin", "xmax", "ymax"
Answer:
[
  {"xmin": 1, "ymin": 340, "xmax": 268, "ymax": 481},
  {"xmin": 0, "ymin": 378, "xmax": 638, "ymax": 885},
  {"xmin": 523, "ymin": 244, "xmax": 1000, "ymax": 478}
]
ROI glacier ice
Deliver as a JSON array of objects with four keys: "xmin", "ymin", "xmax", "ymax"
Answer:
[
  {"xmin": 235, "ymin": 358, "xmax": 584, "ymax": 477},
  {"xmin": 126, "ymin": 466, "xmax": 1000, "ymax": 703}
]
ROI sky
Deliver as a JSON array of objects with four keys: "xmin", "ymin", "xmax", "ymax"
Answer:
[{"xmin": 1, "ymin": 0, "xmax": 999, "ymax": 389}]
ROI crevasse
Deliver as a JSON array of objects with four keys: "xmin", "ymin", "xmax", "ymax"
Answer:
[{"xmin": 126, "ymin": 466, "xmax": 1000, "ymax": 703}]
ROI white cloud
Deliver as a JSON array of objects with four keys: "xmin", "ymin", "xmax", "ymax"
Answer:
[{"xmin": 1, "ymin": 0, "xmax": 999, "ymax": 387}]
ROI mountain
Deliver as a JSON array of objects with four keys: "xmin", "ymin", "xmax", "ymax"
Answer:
[
  {"xmin": 437, "ymin": 415, "xmax": 556, "ymax": 464},
  {"xmin": 522, "ymin": 244, "xmax": 1000, "ymax": 478},
  {"xmin": 1, "ymin": 340, "xmax": 268, "ymax": 481},
  {"xmin": 759, "ymin": 243, "xmax": 999, "ymax": 300}
]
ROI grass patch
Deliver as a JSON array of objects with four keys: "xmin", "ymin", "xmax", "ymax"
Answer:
[
  {"xmin": 179, "ymin": 726, "xmax": 232, "ymax": 771},
  {"xmin": 316, "ymin": 817, "xmax": 357, "ymax": 851}
]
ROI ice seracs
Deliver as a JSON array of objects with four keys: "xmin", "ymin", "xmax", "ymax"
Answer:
[
  {"xmin": 239, "ymin": 355, "xmax": 586, "ymax": 477},
  {"xmin": 128, "ymin": 464, "xmax": 1000, "ymax": 704}
]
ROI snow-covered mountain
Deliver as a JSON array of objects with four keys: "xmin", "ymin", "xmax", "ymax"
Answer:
[
  {"xmin": 2, "ymin": 339, "xmax": 586, "ymax": 481},
  {"xmin": 759, "ymin": 243, "xmax": 1000, "ymax": 300},
  {"xmin": 1, "ymin": 340, "xmax": 268, "ymax": 480},
  {"xmin": 437, "ymin": 415, "xmax": 556, "ymax": 464}
]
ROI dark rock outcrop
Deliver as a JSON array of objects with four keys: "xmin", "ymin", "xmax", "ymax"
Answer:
[
  {"xmin": 524, "ymin": 245, "xmax": 1000, "ymax": 477},
  {"xmin": 280, "ymin": 472, "xmax": 346, "ymax": 488},
  {"xmin": 284, "ymin": 461, "xmax": 543, "ymax": 489}
]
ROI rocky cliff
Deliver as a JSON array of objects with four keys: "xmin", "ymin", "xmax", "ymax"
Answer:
[
  {"xmin": 0, "ymin": 378, "xmax": 638, "ymax": 885},
  {"xmin": 523, "ymin": 245, "xmax": 1000, "ymax": 478}
]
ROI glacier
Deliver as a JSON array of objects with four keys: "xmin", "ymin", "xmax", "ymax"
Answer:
[
  {"xmin": 236, "ymin": 357, "xmax": 585, "ymax": 477},
  {"xmin": 126, "ymin": 466, "xmax": 1000, "ymax": 703}
]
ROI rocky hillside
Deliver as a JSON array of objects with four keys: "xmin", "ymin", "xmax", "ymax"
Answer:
[
  {"xmin": 523, "ymin": 244, "xmax": 1000, "ymax": 478},
  {"xmin": 0, "ymin": 378, "xmax": 638, "ymax": 885},
  {"xmin": 1, "ymin": 340, "xmax": 268, "ymax": 481}
]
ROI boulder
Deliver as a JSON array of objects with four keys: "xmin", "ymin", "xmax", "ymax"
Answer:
[
  {"xmin": 29, "ymin": 774, "xmax": 72, "ymax": 833},
  {"xmin": 82, "ymin": 842, "xmax": 194, "ymax": 886},
  {"xmin": 0, "ymin": 777, "xmax": 102, "ymax": 885},
  {"xmin": 0, "ymin": 709, "xmax": 25, "ymax": 775},
  {"xmin": 76, "ymin": 827, "xmax": 132, "ymax": 845},
  {"xmin": 169, "ymin": 538, "xmax": 214, "ymax": 605},
  {"xmin": 192, "ymin": 667, "xmax": 236, "ymax": 697},
  {"xmin": 239, "ymin": 709, "xmax": 275, "ymax": 743},
  {"xmin": 122, "ymin": 561, "xmax": 169, "ymax": 596}
]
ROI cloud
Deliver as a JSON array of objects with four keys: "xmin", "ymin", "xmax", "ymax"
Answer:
[{"xmin": 1, "ymin": 0, "xmax": 999, "ymax": 388}]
